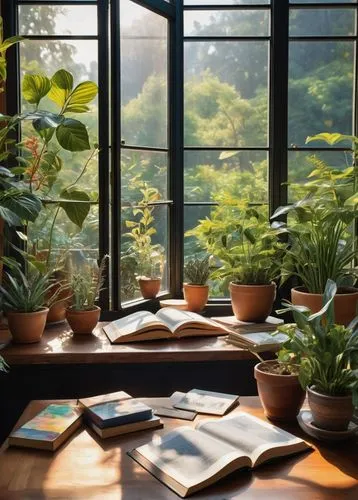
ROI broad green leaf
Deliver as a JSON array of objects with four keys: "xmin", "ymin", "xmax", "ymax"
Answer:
[
  {"xmin": 0, "ymin": 205, "xmax": 21, "ymax": 226},
  {"xmin": 59, "ymin": 188, "xmax": 90, "ymax": 228},
  {"xmin": 306, "ymin": 133, "xmax": 354, "ymax": 146},
  {"xmin": 0, "ymin": 36, "xmax": 24, "ymax": 53},
  {"xmin": 56, "ymin": 118, "xmax": 90, "ymax": 151},
  {"xmin": 22, "ymin": 74, "xmax": 51, "ymax": 105},
  {"xmin": 344, "ymin": 193, "xmax": 358, "ymax": 207},
  {"xmin": 0, "ymin": 190, "xmax": 42, "ymax": 223},
  {"xmin": 0, "ymin": 166, "xmax": 14, "ymax": 177},
  {"xmin": 219, "ymin": 151, "xmax": 239, "ymax": 160},
  {"xmin": 64, "ymin": 81, "xmax": 98, "ymax": 113},
  {"xmin": 48, "ymin": 69, "xmax": 74, "ymax": 108}
]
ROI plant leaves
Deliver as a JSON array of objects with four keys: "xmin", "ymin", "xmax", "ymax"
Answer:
[
  {"xmin": 64, "ymin": 81, "xmax": 98, "ymax": 113},
  {"xmin": 59, "ymin": 187, "xmax": 90, "ymax": 228},
  {"xmin": 48, "ymin": 69, "xmax": 74, "ymax": 108},
  {"xmin": 219, "ymin": 151, "xmax": 239, "ymax": 160},
  {"xmin": 22, "ymin": 73, "xmax": 51, "ymax": 106},
  {"xmin": 56, "ymin": 118, "xmax": 90, "ymax": 151},
  {"xmin": 0, "ymin": 190, "xmax": 42, "ymax": 225}
]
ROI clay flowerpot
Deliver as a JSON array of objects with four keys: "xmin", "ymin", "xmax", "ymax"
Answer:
[
  {"xmin": 66, "ymin": 306, "xmax": 101, "ymax": 334},
  {"xmin": 183, "ymin": 284, "xmax": 209, "ymax": 312},
  {"xmin": 291, "ymin": 286, "xmax": 358, "ymax": 326},
  {"xmin": 7, "ymin": 308, "xmax": 49, "ymax": 344},
  {"xmin": 307, "ymin": 386, "xmax": 353, "ymax": 431},
  {"xmin": 230, "ymin": 282, "xmax": 276, "ymax": 322},
  {"xmin": 138, "ymin": 277, "xmax": 161, "ymax": 299},
  {"xmin": 254, "ymin": 360, "xmax": 305, "ymax": 422},
  {"xmin": 46, "ymin": 284, "xmax": 71, "ymax": 325}
]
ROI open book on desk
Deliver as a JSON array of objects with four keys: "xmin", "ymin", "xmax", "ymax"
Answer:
[
  {"xmin": 129, "ymin": 412, "xmax": 310, "ymax": 498},
  {"xmin": 103, "ymin": 308, "xmax": 228, "ymax": 343}
]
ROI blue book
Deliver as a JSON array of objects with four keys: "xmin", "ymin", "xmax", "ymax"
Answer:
[{"xmin": 79, "ymin": 392, "xmax": 153, "ymax": 429}]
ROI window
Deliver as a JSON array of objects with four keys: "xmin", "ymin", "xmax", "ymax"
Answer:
[{"xmin": 3, "ymin": 0, "xmax": 358, "ymax": 314}]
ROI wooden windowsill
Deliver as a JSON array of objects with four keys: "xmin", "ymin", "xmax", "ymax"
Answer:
[{"xmin": 0, "ymin": 322, "xmax": 259, "ymax": 365}]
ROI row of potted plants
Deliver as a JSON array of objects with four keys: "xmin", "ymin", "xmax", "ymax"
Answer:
[{"xmin": 255, "ymin": 279, "xmax": 358, "ymax": 433}]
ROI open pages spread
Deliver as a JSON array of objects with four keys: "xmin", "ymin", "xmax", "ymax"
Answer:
[
  {"xmin": 103, "ymin": 308, "xmax": 228, "ymax": 343},
  {"xmin": 129, "ymin": 412, "xmax": 310, "ymax": 497},
  {"xmin": 170, "ymin": 389, "xmax": 239, "ymax": 416}
]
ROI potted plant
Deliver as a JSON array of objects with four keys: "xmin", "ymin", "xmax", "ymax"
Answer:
[
  {"xmin": 183, "ymin": 255, "xmax": 210, "ymax": 312},
  {"xmin": 271, "ymin": 133, "xmax": 358, "ymax": 325},
  {"xmin": 276, "ymin": 279, "xmax": 358, "ymax": 431},
  {"xmin": 124, "ymin": 184, "xmax": 164, "ymax": 300},
  {"xmin": 187, "ymin": 198, "xmax": 286, "ymax": 321},
  {"xmin": 0, "ymin": 262, "xmax": 62, "ymax": 343},
  {"xmin": 66, "ymin": 255, "xmax": 108, "ymax": 334}
]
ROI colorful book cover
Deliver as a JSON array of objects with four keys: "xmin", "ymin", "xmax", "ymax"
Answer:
[
  {"xmin": 87, "ymin": 399, "xmax": 153, "ymax": 428},
  {"xmin": 10, "ymin": 404, "xmax": 81, "ymax": 442}
]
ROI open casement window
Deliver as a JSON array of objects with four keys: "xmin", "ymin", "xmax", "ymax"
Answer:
[{"xmin": 3, "ymin": 0, "xmax": 358, "ymax": 316}]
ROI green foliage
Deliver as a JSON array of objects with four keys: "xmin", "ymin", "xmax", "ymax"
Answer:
[
  {"xmin": 0, "ymin": 355, "xmax": 8, "ymax": 373},
  {"xmin": 186, "ymin": 196, "xmax": 286, "ymax": 289},
  {"xmin": 184, "ymin": 255, "xmax": 210, "ymax": 285},
  {"xmin": 69, "ymin": 254, "xmax": 108, "ymax": 311},
  {"xmin": 276, "ymin": 280, "xmax": 358, "ymax": 404},
  {"xmin": 0, "ymin": 263, "xmax": 59, "ymax": 313},
  {"xmin": 272, "ymin": 132, "xmax": 358, "ymax": 293},
  {"xmin": 0, "ymin": 17, "xmax": 23, "ymax": 93}
]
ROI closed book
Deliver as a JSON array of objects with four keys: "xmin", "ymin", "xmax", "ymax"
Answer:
[
  {"xmin": 84, "ymin": 399, "xmax": 153, "ymax": 429},
  {"xmin": 87, "ymin": 415, "xmax": 163, "ymax": 439},
  {"xmin": 8, "ymin": 403, "xmax": 82, "ymax": 452}
]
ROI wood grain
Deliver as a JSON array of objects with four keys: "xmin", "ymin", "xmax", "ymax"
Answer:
[
  {"xmin": 0, "ymin": 397, "xmax": 357, "ymax": 499},
  {"xmin": 0, "ymin": 322, "xmax": 257, "ymax": 365}
]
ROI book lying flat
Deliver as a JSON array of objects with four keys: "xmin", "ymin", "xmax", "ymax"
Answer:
[
  {"xmin": 129, "ymin": 412, "xmax": 310, "ymax": 498},
  {"xmin": 170, "ymin": 389, "xmax": 239, "ymax": 416},
  {"xmin": 225, "ymin": 331, "xmax": 288, "ymax": 353},
  {"xmin": 212, "ymin": 315, "xmax": 283, "ymax": 333},
  {"xmin": 87, "ymin": 415, "xmax": 163, "ymax": 438},
  {"xmin": 140, "ymin": 397, "xmax": 197, "ymax": 421},
  {"xmin": 103, "ymin": 308, "xmax": 228, "ymax": 343},
  {"xmin": 9, "ymin": 404, "xmax": 82, "ymax": 451}
]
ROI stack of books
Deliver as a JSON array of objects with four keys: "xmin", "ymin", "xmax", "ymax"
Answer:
[{"xmin": 78, "ymin": 391, "xmax": 163, "ymax": 439}]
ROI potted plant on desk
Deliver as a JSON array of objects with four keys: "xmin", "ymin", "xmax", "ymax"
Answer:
[
  {"xmin": 271, "ymin": 132, "xmax": 358, "ymax": 325},
  {"xmin": 66, "ymin": 255, "xmax": 108, "ymax": 334},
  {"xmin": 183, "ymin": 255, "xmax": 210, "ymax": 312},
  {"xmin": 275, "ymin": 279, "xmax": 358, "ymax": 431}
]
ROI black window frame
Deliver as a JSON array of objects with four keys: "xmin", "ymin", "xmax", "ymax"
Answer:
[{"xmin": 2, "ymin": 0, "xmax": 358, "ymax": 318}]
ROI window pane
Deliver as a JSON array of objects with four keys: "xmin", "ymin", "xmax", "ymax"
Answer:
[
  {"xmin": 289, "ymin": 9, "xmax": 355, "ymax": 37},
  {"xmin": 185, "ymin": 1, "xmax": 270, "ymax": 5},
  {"xmin": 291, "ymin": 1, "xmax": 356, "ymax": 4},
  {"xmin": 121, "ymin": 205, "xmax": 169, "ymax": 303},
  {"xmin": 288, "ymin": 149, "xmax": 353, "ymax": 202},
  {"xmin": 288, "ymin": 41, "xmax": 354, "ymax": 147},
  {"xmin": 184, "ymin": 150, "xmax": 267, "ymax": 202},
  {"xmin": 184, "ymin": 41, "xmax": 269, "ymax": 147},
  {"xmin": 19, "ymin": 5, "xmax": 97, "ymax": 36},
  {"xmin": 120, "ymin": 0, "xmax": 168, "ymax": 148},
  {"xmin": 121, "ymin": 150, "xmax": 168, "ymax": 204},
  {"xmin": 184, "ymin": 10, "xmax": 270, "ymax": 37}
]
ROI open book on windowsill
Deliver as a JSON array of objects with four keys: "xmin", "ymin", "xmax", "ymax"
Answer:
[
  {"xmin": 103, "ymin": 308, "xmax": 229, "ymax": 343},
  {"xmin": 128, "ymin": 412, "xmax": 310, "ymax": 498}
]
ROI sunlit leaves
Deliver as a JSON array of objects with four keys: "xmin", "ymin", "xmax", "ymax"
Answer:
[{"xmin": 22, "ymin": 74, "xmax": 51, "ymax": 106}]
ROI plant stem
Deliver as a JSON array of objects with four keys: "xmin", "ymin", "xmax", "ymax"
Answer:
[{"xmin": 46, "ymin": 205, "xmax": 60, "ymax": 269}]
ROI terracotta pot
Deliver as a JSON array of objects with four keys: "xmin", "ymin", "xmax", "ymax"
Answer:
[
  {"xmin": 138, "ymin": 277, "xmax": 161, "ymax": 299},
  {"xmin": 254, "ymin": 360, "xmax": 305, "ymax": 422},
  {"xmin": 7, "ymin": 308, "xmax": 49, "ymax": 344},
  {"xmin": 46, "ymin": 284, "xmax": 71, "ymax": 324},
  {"xmin": 307, "ymin": 386, "xmax": 353, "ymax": 431},
  {"xmin": 183, "ymin": 284, "xmax": 209, "ymax": 312},
  {"xmin": 230, "ymin": 282, "xmax": 276, "ymax": 322},
  {"xmin": 66, "ymin": 306, "xmax": 101, "ymax": 334},
  {"xmin": 291, "ymin": 286, "xmax": 358, "ymax": 326}
]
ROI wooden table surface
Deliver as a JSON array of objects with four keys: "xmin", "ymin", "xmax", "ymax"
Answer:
[
  {"xmin": 0, "ymin": 323, "xmax": 256, "ymax": 365},
  {"xmin": 0, "ymin": 396, "xmax": 357, "ymax": 500}
]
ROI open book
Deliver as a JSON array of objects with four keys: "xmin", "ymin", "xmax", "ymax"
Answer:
[
  {"xmin": 129, "ymin": 412, "xmax": 310, "ymax": 498},
  {"xmin": 170, "ymin": 389, "xmax": 239, "ymax": 416},
  {"xmin": 103, "ymin": 308, "xmax": 228, "ymax": 343}
]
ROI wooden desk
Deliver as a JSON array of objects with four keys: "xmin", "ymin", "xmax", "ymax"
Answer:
[
  {"xmin": 0, "ymin": 397, "xmax": 357, "ymax": 500},
  {"xmin": 0, "ymin": 322, "xmax": 256, "ymax": 365}
]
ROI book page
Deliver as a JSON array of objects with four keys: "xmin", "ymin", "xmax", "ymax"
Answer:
[
  {"xmin": 131, "ymin": 426, "xmax": 248, "ymax": 490},
  {"xmin": 229, "ymin": 331, "xmax": 288, "ymax": 346},
  {"xmin": 103, "ymin": 310, "xmax": 168, "ymax": 342},
  {"xmin": 156, "ymin": 308, "xmax": 222, "ymax": 334},
  {"xmin": 171, "ymin": 389, "xmax": 239, "ymax": 416},
  {"xmin": 197, "ymin": 412, "xmax": 306, "ymax": 466}
]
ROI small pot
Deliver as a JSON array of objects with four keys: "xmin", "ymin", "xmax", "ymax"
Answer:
[
  {"xmin": 230, "ymin": 282, "xmax": 276, "ymax": 322},
  {"xmin": 66, "ymin": 306, "xmax": 101, "ymax": 334},
  {"xmin": 291, "ymin": 286, "xmax": 358, "ymax": 326},
  {"xmin": 307, "ymin": 386, "xmax": 354, "ymax": 431},
  {"xmin": 138, "ymin": 277, "xmax": 161, "ymax": 299},
  {"xmin": 183, "ymin": 284, "xmax": 209, "ymax": 312},
  {"xmin": 254, "ymin": 360, "xmax": 305, "ymax": 422},
  {"xmin": 7, "ymin": 308, "xmax": 49, "ymax": 344},
  {"xmin": 47, "ymin": 284, "xmax": 71, "ymax": 324}
]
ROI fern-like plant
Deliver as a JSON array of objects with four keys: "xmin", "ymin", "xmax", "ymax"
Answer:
[
  {"xmin": 184, "ymin": 256, "xmax": 210, "ymax": 285},
  {"xmin": 69, "ymin": 255, "xmax": 109, "ymax": 311}
]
